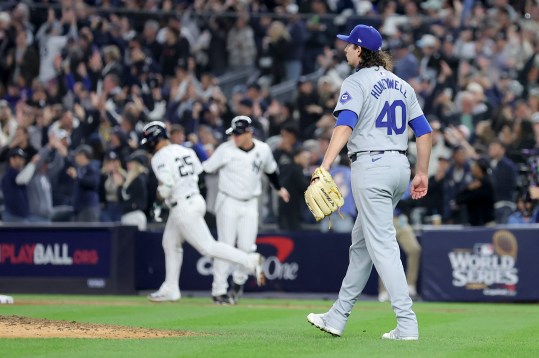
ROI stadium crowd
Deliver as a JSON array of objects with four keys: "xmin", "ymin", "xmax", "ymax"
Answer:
[{"xmin": 0, "ymin": 0, "xmax": 538, "ymax": 229}]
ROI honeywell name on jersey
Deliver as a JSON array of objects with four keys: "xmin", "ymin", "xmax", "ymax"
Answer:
[{"xmin": 369, "ymin": 78, "xmax": 408, "ymax": 99}]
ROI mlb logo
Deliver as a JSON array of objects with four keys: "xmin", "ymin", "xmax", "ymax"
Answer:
[
  {"xmin": 339, "ymin": 91, "xmax": 352, "ymax": 105},
  {"xmin": 473, "ymin": 244, "xmax": 493, "ymax": 256}
]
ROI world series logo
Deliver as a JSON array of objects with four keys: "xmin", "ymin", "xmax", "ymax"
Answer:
[{"xmin": 448, "ymin": 230, "xmax": 519, "ymax": 297}]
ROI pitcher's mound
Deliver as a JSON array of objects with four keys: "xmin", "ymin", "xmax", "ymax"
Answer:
[{"xmin": 0, "ymin": 315, "xmax": 194, "ymax": 339}]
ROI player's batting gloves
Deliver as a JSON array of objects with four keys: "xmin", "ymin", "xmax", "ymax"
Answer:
[
  {"xmin": 152, "ymin": 203, "xmax": 163, "ymax": 223},
  {"xmin": 304, "ymin": 167, "xmax": 344, "ymax": 225}
]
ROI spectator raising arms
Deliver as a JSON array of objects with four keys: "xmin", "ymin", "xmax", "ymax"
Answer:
[{"xmin": 67, "ymin": 145, "xmax": 100, "ymax": 222}]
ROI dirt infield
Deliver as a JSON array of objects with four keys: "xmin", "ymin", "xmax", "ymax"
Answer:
[
  {"xmin": 14, "ymin": 298, "xmax": 145, "ymax": 306},
  {"xmin": 0, "ymin": 315, "xmax": 193, "ymax": 339}
]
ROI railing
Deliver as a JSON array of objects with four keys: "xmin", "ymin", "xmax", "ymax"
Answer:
[
  {"xmin": 217, "ymin": 66, "xmax": 260, "ymax": 99},
  {"xmin": 269, "ymin": 68, "xmax": 325, "ymax": 103}
]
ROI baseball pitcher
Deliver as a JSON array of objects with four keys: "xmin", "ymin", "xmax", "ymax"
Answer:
[{"xmin": 305, "ymin": 25, "xmax": 432, "ymax": 340}]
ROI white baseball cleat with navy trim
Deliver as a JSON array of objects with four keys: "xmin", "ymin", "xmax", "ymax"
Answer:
[
  {"xmin": 382, "ymin": 329, "xmax": 418, "ymax": 341},
  {"xmin": 147, "ymin": 290, "xmax": 180, "ymax": 302},
  {"xmin": 307, "ymin": 313, "xmax": 342, "ymax": 337}
]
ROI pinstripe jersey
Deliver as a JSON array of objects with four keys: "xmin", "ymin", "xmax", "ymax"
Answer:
[
  {"xmin": 202, "ymin": 139, "xmax": 277, "ymax": 200},
  {"xmin": 333, "ymin": 66, "xmax": 424, "ymax": 153},
  {"xmin": 151, "ymin": 144, "xmax": 203, "ymax": 202}
]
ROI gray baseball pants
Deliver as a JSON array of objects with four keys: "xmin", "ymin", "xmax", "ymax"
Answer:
[{"xmin": 324, "ymin": 151, "xmax": 418, "ymax": 337}]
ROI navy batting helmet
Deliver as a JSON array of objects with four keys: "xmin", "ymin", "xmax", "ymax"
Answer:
[
  {"xmin": 141, "ymin": 121, "xmax": 168, "ymax": 153},
  {"xmin": 226, "ymin": 115, "xmax": 253, "ymax": 135}
]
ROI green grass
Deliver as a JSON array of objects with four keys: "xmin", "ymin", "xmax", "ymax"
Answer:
[{"xmin": 0, "ymin": 294, "xmax": 538, "ymax": 357}]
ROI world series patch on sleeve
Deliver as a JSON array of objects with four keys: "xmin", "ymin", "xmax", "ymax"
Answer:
[{"xmin": 304, "ymin": 167, "xmax": 344, "ymax": 223}]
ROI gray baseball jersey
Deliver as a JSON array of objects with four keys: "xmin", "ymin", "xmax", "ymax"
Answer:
[{"xmin": 333, "ymin": 67, "xmax": 424, "ymax": 153}]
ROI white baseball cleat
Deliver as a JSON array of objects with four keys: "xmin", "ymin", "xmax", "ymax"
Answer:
[
  {"xmin": 0, "ymin": 295, "xmax": 14, "ymax": 304},
  {"xmin": 147, "ymin": 290, "xmax": 181, "ymax": 302},
  {"xmin": 382, "ymin": 329, "xmax": 418, "ymax": 341},
  {"xmin": 254, "ymin": 254, "xmax": 266, "ymax": 287},
  {"xmin": 307, "ymin": 313, "xmax": 342, "ymax": 337}
]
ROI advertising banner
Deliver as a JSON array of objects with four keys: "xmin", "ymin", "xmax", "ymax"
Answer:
[
  {"xmin": 0, "ymin": 225, "xmax": 137, "ymax": 294},
  {"xmin": 421, "ymin": 227, "xmax": 539, "ymax": 302},
  {"xmin": 136, "ymin": 231, "xmax": 381, "ymax": 294},
  {"xmin": 0, "ymin": 229, "xmax": 111, "ymax": 277}
]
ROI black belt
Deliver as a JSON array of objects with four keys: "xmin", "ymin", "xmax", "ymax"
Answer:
[
  {"xmin": 170, "ymin": 194, "xmax": 196, "ymax": 207},
  {"xmin": 349, "ymin": 150, "xmax": 407, "ymax": 163},
  {"xmin": 219, "ymin": 191, "xmax": 253, "ymax": 202}
]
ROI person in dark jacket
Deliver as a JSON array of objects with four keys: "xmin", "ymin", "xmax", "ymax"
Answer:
[
  {"xmin": 416, "ymin": 156, "xmax": 451, "ymax": 220},
  {"xmin": 160, "ymin": 25, "xmax": 190, "ymax": 78},
  {"xmin": 285, "ymin": 5, "xmax": 307, "ymax": 82},
  {"xmin": 445, "ymin": 146, "xmax": 473, "ymax": 224},
  {"xmin": 119, "ymin": 150, "xmax": 149, "ymax": 230},
  {"xmin": 265, "ymin": 21, "xmax": 291, "ymax": 85},
  {"xmin": 455, "ymin": 157, "xmax": 495, "ymax": 226},
  {"xmin": 278, "ymin": 147, "xmax": 310, "ymax": 230},
  {"xmin": 488, "ymin": 140, "xmax": 518, "ymax": 223},
  {"xmin": 1, "ymin": 148, "xmax": 30, "ymax": 222},
  {"xmin": 67, "ymin": 144, "xmax": 100, "ymax": 222}
]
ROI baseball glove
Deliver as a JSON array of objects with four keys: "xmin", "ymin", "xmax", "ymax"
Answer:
[{"xmin": 304, "ymin": 167, "xmax": 344, "ymax": 222}]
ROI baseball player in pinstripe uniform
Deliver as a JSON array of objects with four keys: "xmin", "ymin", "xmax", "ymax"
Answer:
[
  {"xmin": 140, "ymin": 121, "xmax": 265, "ymax": 302},
  {"xmin": 203, "ymin": 116, "xmax": 290, "ymax": 304},
  {"xmin": 306, "ymin": 25, "xmax": 432, "ymax": 340}
]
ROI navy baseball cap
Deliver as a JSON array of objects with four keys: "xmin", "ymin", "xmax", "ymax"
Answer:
[
  {"xmin": 226, "ymin": 116, "xmax": 253, "ymax": 135},
  {"xmin": 8, "ymin": 148, "xmax": 26, "ymax": 159},
  {"xmin": 337, "ymin": 25, "xmax": 383, "ymax": 52},
  {"xmin": 104, "ymin": 150, "xmax": 119, "ymax": 161}
]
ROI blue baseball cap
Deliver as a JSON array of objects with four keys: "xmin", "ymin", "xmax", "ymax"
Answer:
[{"xmin": 337, "ymin": 25, "xmax": 383, "ymax": 52}]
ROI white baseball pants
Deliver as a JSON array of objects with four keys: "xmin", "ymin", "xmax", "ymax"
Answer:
[
  {"xmin": 212, "ymin": 192, "xmax": 258, "ymax": 296},
  {"xmin": 158, "ymin": 194, "xmax": 257, "ymax": 295}
]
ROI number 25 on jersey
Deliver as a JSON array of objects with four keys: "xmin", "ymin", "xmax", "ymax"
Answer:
[
  {"xmin": 375, "ymin": 100, "xmax": 406, "ymax": 135},
  {"xmin": 176, "ymin": 156, "xmax": 194, "ymax": 177}
]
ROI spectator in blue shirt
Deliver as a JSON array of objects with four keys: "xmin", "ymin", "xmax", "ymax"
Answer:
[
  {"xmin": 507, "ymin": 195, "xmax": 539, "ymax": 225},
  {"xmin": 390, "ymin": 39, "xmax": 419, "ymax": 81},
  {"xmin": 169, "ymin": 124, "xmax": 208, "ymax": 161}
]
